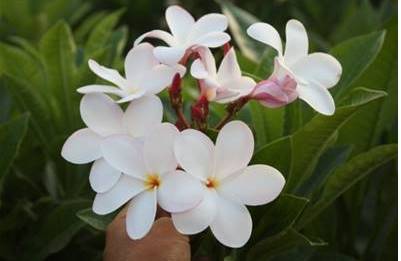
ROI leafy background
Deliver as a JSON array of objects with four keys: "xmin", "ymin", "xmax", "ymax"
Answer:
[{"xmin": 0, "ymin": 0, "xmax": 397, "ymax": 260}]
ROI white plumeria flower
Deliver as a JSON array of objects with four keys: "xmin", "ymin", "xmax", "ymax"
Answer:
[
  {"xmin": 190, "ymin": 47, "xmax": 256, "ymax": 103},
  {"xmin": 61, "ymin": 93, "xmax": 163, "ymax": 193},
  {"xmin": 247, "ymin": 20, "xmax": 342, "ymax": 115},
  {"xmin": 77, "ymin": 43, "xmax": 186, "ymax": 103},
  {"xmin": 95, "ymin": 123, "xmax": 204, "ymax": 239},
  {"xmin": 172, "ymin": 121, "xmax": 285, "ymax": 248},
  {"xmin": 134, "ymin": 5, "xmax": 230, "ymax": 66}
]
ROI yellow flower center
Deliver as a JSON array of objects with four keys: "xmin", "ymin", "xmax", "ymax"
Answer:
[
  {"xmin": 144, "ymin": 174, "xmax": 161, "ymax": 190},
  {"xmin": 205, "ymin": 177, "xmax": 219, "ymax": 188}
]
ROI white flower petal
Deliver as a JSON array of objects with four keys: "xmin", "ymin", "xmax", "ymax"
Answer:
[
  {"xmin": 77, "ymin": 85, "xmax": 125, "ymax": 97},
  {"xmin": 88, "ymin": 59, "xmax": 127, "ymax": 89},
  {"xmin": 158, "ymin": 170, "xmax": 205, "ymax": 213},
  {"xmin": 166, "ymin": 5, "xmax": 195, "ymax": 43},
  {"xmin": 92, "ymin": 175, "xmax": 145, "ymax": 215},
  {"xmin": 192, "ymin": 32, "xmax": 231, "ymax": 48},
  {"xmin": 80, "ymin": 93, "xmax": 124, "ymax": 136},
  {"xmin": 61, "ymin": 128, "xmax": 102, "ymax": 164},
  {"xmin": 189, "ymin": 13, "xmax": 228, "ymax": 42},
  {"xmin": 291, "ymin": 53, "xmax": 342, "ymax": 89},
  {"xmin": 174, "ymin": 129, "xmax": 215, "ymax": 181},
  {"xmin": 126, "ymin": 189, "xmax": 157, "ymax": 239},
  {"xmin": 125, "ymin": 43, "xmax": 158, "ymax": 83},
  {"xmin": 153, "ymin": 46, "xmax": 186, "ymax": 66},
  {"xmin": 283, "ymin": 19, "xmax": 308, "ymax": 66},
  {"xmin": 247, "ymin": 23, "xmax": 282, "ymax": 55},
  {"xmin": 219, "ymin": 165, "xmax": 285, "ymax": 206},
  {"xmin": 122, "ymin": 95, "xmax": 163, "ymax": 137},
  {"xmin": 214, "ymin": 121, "xmax": 254, "ymax": 180},
  {"xmin": 172, "ymin": 188, "xmax": 218, "ymax": 234},
  {"xmin": 217, "ymin": 48, "xmax": 241, "ymax": 82},
  {"xmin": 140, "ymin": 64, "xmax": 186, "ymax": 94},
  {"xmin": 134, "ymin": 30, "xmax": 176, "ymax": 47},
  {"xmin": 215, "ymin": 77, "xmax": 255, "ymax": 103},
  {"xmin": 101, "ymin": 135, "xmax": 147, "ymax": 179},
  {"xmin": 144, "ymin": 123, "xmax": 179, "ymax": 174},
  {"xmin": 297, "ymin": 82, "xmax": 335, "ymax": 115},
  {"xmin": 115, "ymin": 90, "xmax": 146, "ymax": 103},
  {"xmin": 89, "ymin": 158, "xmax": 121, "ymax": 193},
  {"xmin": 190, "ymin": 58, "xmax": 209, "ymax": 79},
  {"xmin": 210, "ymin": 195, "xmax": 252, "ymax": 248}
]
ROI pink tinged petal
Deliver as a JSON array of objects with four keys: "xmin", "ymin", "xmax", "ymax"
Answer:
[
  {"xmin": 144, "ymin": 123, "xmax": 179, "ymax": 174},
  {"xmin": 101, "ymin": 135, "xmax": 147, "ymax": 179},
  {"xmin": 197, "ymin": 47, "xmax": 217, "ymax": 76},
  {"xmin": 174, "ymin": 129, "xmax": 215, "ymax": 181},
  {"xmin": 283, "ymin": 19, "xmax": 309, "ymax": 66},
  {"xmin": 210, "ymin": 195, "xmax": 252, "ymax": 248},
  {"xmin": 214, "ymin": 121, "xmax": 254, "ymax": 180},
  {"xmin": 291, "ymin": 53, "xmax": 342, "ymax": 89},
  {"xmin": 80, "ymin": 93, "xmax": 124, "ymax": 136},
  {"xmin": 217, "ymin": 48, "xmax": 241, "ymax": 82},
  {"xmin": 192, "ymin": 32, "xmax": 231, "ymax": 48},
  {"xmin": 122, "ymin": 95, "xmax": 163, "ymax": 137},
  {"xmin": 216, "ymin": 77, "xmax": 256, "ymax": 103},
  {"xmin": 189, "ymin": 13, "xmax": 228, "ymax": 41},
  {"xmin": 166, "ymin": 5, "xmax": 195, "ymax": 43},
  {"xmin": 213, "ymin": 88, "xmax": 240, "ymax": 104},
  {"xmin": 190, "ymin": 59, "xmax": 209, "ymax": 79},
  {"xmin": 89, "ymin": 159, "xmax": 121, "ymax": 193},
  {"xmin": 126, "ymin": 189, "xmax": 157, "ymax": 239},
  {"xmin": 88, "ymin": 59, "xmax": 127, "ymax": 89},
  {"xmin": 77, "ymin": 85, "xmax": 126, "ymax": 97},
  {"xmin": 140, "ymin": 64, "xmax": 186, "ymax": 94},
  {"xmin": 219, "ymin": 165, "xmax": 285, "ymax": 206},
  {"xmin": 247, "ymin": 23, "xmax": 283, "ymax": 55},
  {"xmin": 124, "ymin": 43, "xmax": 159, "ymax": 83},
  {"xmin": 134, "ymin": 30, "xmax": 176, "ymax": 47},
  {"xmin": 157, "ymin": 170, "xmax": 204, "ymax": 213},
  {"xmin": 92, "ymin": 175, "xmax": 145, "ymax": 215},
  {"xmin": 172, "ymin": 188, "xmax": 218, "ymax": 234},
  {"xmin": 61, "ymin": 128, "xmax": 102, "ymax": 164},
  {"xmin": 297, "ymin": 82, "xmax": 335, "ymax": 115},
  {"xmin": 252, "ymin": 79, "xmax": 297, "ymax": 108}
]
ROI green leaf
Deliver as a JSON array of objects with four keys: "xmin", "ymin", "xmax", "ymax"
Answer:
[
  {"xmin": 252, "ymin": 135, "xmax": 292, "ymax": 178},
  {"xmin": 331, "ymin": 30, "xmax": 385, "ymax": 98},
  {"xmin": 297, "ymin": 144, "xmax": 397, "ymax": 229},
  {"xmin": 84, "ymin": 9, "xmax": 125, "ymax": 56},
  {"xmin": 337, "ymin": 18, "xmax": 397, "ymax": 154},
  {"xmin": 218, "ymin": 0, "xmax": 266, "ymax": 61},
  {"xmin": 247, "ymin": 229, "xmax": 326, "ymax": 261},
  {"xmin": 253, "ymin": 194, "xmax": 309, "ymax": 241},
  {"xmin": 249, "ymin": 101, "xmax": 285, "ymax": 148},
  {"xmin": 77, "ymin": 208, "xmax": 116, "ymax": 231},
  {"xmin": 39, "ymin": 21, "xmax": 78, "ymax": 133},
  {"xmin": 22, "ymin": 200, "xmax": 91, "ymax": 261},
  {"xmin": 0, "ymin": 114, "xmax": 29, "ymax": 198},
  {"xmin": 286, "ymin": 87, "xmax": 387, "ymax": 192}
]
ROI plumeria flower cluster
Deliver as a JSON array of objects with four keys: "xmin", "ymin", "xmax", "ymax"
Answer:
[{"xmin": 62, "ymin": 5, "xmax": 342, "ymax": 248}]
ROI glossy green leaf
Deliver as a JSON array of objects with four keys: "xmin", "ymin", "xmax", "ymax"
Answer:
[
  {"xmin": 77, "ymin": 208, "xmax": 116, "ymax": 231},
  {"xmin": 285, "ymin": 87, "xmax": 386, "ymax": 192},
  {"xmin": 0, "ymin": 114, "xmax": 29, "ymax": 198},
  {"xmin": 331, "ymin": 30, "xmax": 385, "ymax": 98},
  {"xmin": 252, "ymin": 194, "xmax": 309, "ymax": 241},
  {"xmin": 252, "ymin": 135, "xmax": 292, "ymax": 178},
  {"xmin": 297, "ymin": 144, "xmax": 397, "ymax": 229}
]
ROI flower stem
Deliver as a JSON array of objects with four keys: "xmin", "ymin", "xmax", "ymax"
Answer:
[
  {"xmin": 215, "ymin": 97, "xmax": 249, "ymax": 130},
  {"xmin": 169, "ymin": 74, "xmax": 190, "ymax": 130}
]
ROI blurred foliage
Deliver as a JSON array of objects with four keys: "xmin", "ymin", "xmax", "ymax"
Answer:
[{"xmin": 0, "ymin": 0, "xmax": 397, "ymax": 260}]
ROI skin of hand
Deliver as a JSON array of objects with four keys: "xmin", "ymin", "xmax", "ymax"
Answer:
[{"xmin": 104, "ymin": 207, "xmax": 191, "ymax": 261}]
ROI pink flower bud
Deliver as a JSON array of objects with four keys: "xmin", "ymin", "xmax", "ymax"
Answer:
[{"xmin": 250, "ymin": 75, "xmax": 298, "ymax": 108}]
